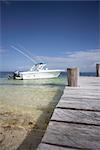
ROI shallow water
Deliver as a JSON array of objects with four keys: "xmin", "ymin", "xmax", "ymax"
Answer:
[
  {"xmin": 0, "ymin": 73, "xmax": 67, "ymax": 149},
  {"xmin": 0, "ymin": 72, "xmax": 95, "ymax": 150},
  {"xmin": 0, "ymin": 71, "xmax": 95, "ymax": 115},
  {"xmin": 0, "ymin": 73, "xmax": 67, "ymax": 130},
  {"xmin": 0, "ymin": 75, "xmax": 66, "ymax": 112}
]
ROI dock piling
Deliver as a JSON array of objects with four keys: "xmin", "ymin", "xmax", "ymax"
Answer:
[
  {"xmin": 96, "ymin": 64, "xmax": 100, "ymax": 77},
  {"xmin": 67, "ymin": 68, "xmax": 79, "ymax": 87}
]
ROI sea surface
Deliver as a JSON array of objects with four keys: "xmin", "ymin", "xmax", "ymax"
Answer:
[
  {"xmin": 0, "ymin": 72, "xmax": 67, "ymax": 126},
  {"xmin": 0, "ymin": 72, "xmax": 67, "ymax": 150},
  {"xmin": 0, "ymin": 71, "xmax": 96, "ymax": 113},
  {"xmin": 0, "ymin": 71, "xmax": 96, "ymax": 149}
]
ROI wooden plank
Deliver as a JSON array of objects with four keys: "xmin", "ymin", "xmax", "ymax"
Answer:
[
  {"xmin": 63, "ymin": 88, "xmax": 100, "ymax": 94},
  {"xmin": 61, "ymin": 96, "xmax": 100, "ymax": 101},
  {"xmin": 51, "ymin": 108, "xmax": 100, "ymax": 125},
  {"xmin": 65, "ymin": 77, "xmax": 100, "ymax": 91},
  {"xmin": 61, "ymin": 94, "xmax": 100, "ymax": 99},
  {"xmin": 79, "ymin": 76, "xmax": 100, "ymax": 82},
  {"xmin": 42, "ymin": 121, "xmax": 100, "ymax": 150},
  {"xmin": 79, "ymin": 77, "xmax": 100, "ymax": 87},
  {"xmin": 37, "ymin": 143, "xmax": 78, "ymax": 150},
  {"xmin": 57, "ymin": 99, "xmax": 100, "ymax": 111},
  {"xmin": 63, "ymin": 89, "xmax": 100, "ymax": 98},
  {"xmin": 63, "ymin": 88, "xmax": 100, "ymax": 93},
  {"xmin": 37, "ymin": 77, "xmax": 100, "ymax": 150}
]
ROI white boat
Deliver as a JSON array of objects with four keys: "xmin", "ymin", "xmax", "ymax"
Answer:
[
  {"xmin": 13, "ymin": 63, "xmax": 63, "ymax": 80},
  {"xmin": 9, "ymin": 46, "xmax": 64, "ymax": 80}
]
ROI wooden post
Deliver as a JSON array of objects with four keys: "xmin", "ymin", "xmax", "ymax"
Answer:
[
  {"xmin": 96, "ymin": 64, "xmax": 100, "ymax": 77},
  {"xmin": 67, "ymin": 68, "xmax": 79, "ymax": 87}
]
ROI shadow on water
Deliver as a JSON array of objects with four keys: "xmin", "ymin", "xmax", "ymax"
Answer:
[{"xmin": 16, "ymin": 83, "xmax": 65, "ymax": 150}]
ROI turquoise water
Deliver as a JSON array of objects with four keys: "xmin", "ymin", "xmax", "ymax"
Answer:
[
  {"xmin": 0, "ymin": 73, "xmax": 67, "ymax": 150},
  {"xmin": 0, "ymin": 71, "xmax": 95, "ymax": 122},
  {"xmin": 0, "ymin": 72, "xmax": 96, "ymax": 149},
  {"xmin": 0, "ymin": 71, "xmax": 95, "ymax": 114},
  {"xmin": 0, "ymin": 79, "xmax": 66, "ymax": 107},
  {"xmin": 0, "ymin": 73, "xmax": 66, "ymax": 122}
]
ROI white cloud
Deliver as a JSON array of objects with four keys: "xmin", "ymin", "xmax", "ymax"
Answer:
[{"xmin": 33, "ymin": 49, "xmax": 100, "ymax": 72}]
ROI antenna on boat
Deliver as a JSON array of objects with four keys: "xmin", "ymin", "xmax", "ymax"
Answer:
[{"xmin": 11, "ymin": 45, "xmax": 37, "ymax": 64}]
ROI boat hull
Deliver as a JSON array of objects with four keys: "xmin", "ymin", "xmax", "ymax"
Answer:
[{"xmin": 18, "ymin": 70, "xmax": 61, "ymax": 80}]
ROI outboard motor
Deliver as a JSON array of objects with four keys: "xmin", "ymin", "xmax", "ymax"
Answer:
[
  {"xmin": 13, "ymin": 71, "xmax": 20, "ymax": 79},
  {"xmin": 8, "ymin": 71, "xmax": 20, "ymax": 79}
]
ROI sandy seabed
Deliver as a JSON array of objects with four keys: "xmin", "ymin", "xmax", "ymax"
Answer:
[
  {"xmin": 0, "ymin": 78, "xmax": 65, "ymax": 150},
  {"xmin": 0, "ymin": 108, "xmax": 53, "ymax": 150}
]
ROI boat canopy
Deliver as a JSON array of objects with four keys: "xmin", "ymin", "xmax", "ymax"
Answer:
[{"xmin": 30, "ymin": 63, "xmax": 47, "ymax": 71}]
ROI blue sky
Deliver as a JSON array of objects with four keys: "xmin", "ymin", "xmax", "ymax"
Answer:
[{"xmin": 0, "ymin": 1, "xmax": 99, "ymax": 71}]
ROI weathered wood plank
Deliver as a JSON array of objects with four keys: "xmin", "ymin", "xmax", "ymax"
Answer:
[
  {"xmin": 66, "ymin": 78, "xmax": 100, "ymax": 88},
  {"xmin": 37, "ymin": 77, "xmax": 100, "ymax": 150},
  {"xmin": 64, "ymin": 88, "xmax": 100, "ymax": 93},
  {"xmin": 63, "ymin": 89, "xmax": 100, "ymax": 98},
  {"xmin": 42, "ymin": 122, "xmax": 100, "ymax": 150},
  {"xmin": 37, "ymin": 143, "xmax": 78, "ymax": 150},
  {"xmin": 61, "ymin": 94, "xmax": 100, "ymax": 99},
  {"xmin": 57, "ymin": 99, "xmax": 100, "ymax": 111},
  {"xmin": 79, "ymin": 77, "xmax": 100, "ymax": 87},
  {"xmin": 62, "ymin": 90, "xmax": 100, "ymax": 99},
  {"xmin": 63, "ymin": 88, "xmax": 100, "ymax": 93},
  {"xmin": 61, "ymin": 96, "xmax": 100, "ymax": 101},
  {"xmin": 51, "ymin": 108, "xmax": 100, "ymax": 125}
]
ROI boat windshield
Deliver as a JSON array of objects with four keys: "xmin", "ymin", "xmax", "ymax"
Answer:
[{"xmin": 30, "ymin": 63, "xmax": 46, "ymax": 71}]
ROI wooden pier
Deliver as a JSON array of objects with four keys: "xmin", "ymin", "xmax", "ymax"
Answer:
[{"xmin": 37, "ymin": 76, "xmax": 100, "ymax": 150}]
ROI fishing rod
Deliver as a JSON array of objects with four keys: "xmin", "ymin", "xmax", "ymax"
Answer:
[
  {"xmin": 17, "ymin": 44, "xmax": 43, "ymax": 64},
  {"xmin": 11, "ymin": 45, "xmax": 37, "ymax": 64}
]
